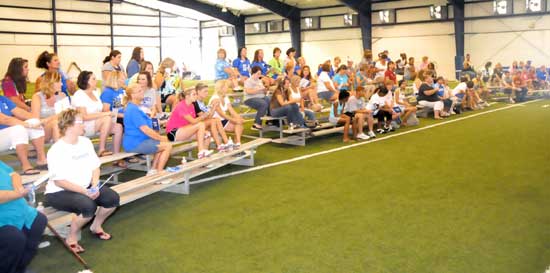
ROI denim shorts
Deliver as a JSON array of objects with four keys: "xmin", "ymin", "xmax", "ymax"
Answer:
[
  {"xmin": 128, "ymin": 139, "xmax": 159, "ymax": 154},
  {"xmin": 318, "ymin": 91, "xmax": 334, "ymax": 101}
]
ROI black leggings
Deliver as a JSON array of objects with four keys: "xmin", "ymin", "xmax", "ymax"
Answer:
[
  {"xmin": 45, "ymin": 187, "xmax": 120, "ymax": 218},
  {"xmin": 375, "ymin": 109, "xmax": 392, "ymax": 123},
  {"xmin": 0, "ymin": 212, "xmax": 47, "ymax": 273}
]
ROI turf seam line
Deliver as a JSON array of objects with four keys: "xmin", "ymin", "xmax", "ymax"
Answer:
[{"xmin": 190, "ymin": 99, "xmax": 541, "ymax": 185}]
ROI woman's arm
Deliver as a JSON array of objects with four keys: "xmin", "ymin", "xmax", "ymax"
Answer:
[
  {"xmin": 0, "ymin": 173, "xmax": 28, "ymax": 204},
  {"xmin": 139, "ymin": 125, "xmax": 167, "ymax": 142},
  {"xmin": 7, "ymin": 96, "xmax": 30, "ymax": 112}
]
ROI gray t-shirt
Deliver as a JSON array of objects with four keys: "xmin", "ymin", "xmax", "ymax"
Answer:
[
  {"xmin": 244, "ymin": 77, "xmax": 266, "ymax": 101},
  {"xmin": 102, "ymin": 62, "xmax": 125, "ymax": 72},
  {"xmin": 344, "ymin": 95, "xmax": 366, "ymax": 112}
]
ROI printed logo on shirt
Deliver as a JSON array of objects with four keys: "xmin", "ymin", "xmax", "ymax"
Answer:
[{"xmin": 72, "ymin": 151, "xmax": 92, "ymax": 161}]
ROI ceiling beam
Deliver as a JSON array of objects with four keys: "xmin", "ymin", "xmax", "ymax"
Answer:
[
  {"xmin": 159, "ymin": 0, "xmax": 244, "ymax": 26},
  {"xmin": 242, "ymin": 0, "xmax": 300, "ymax": 20}
]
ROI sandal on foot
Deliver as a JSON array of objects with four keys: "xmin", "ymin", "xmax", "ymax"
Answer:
[
  {"xmin": 21, "ymin": 168, "xmax": 40, "ymax": 176},
  {"xmin": 68, "ymin": 243, "xmax": 85, "ymax": 253},
  {"xmin": 125, "ymin": 156, "xmax": 140, "ymax": 164},
  {"xmin": 113, "ymin": 160, "xmax": 127, "ymax": 169},
  {"xmin": 90, "ymin": 230, "xmax": 112, "ymax": 240},
  {"xmin": 35, "ymin": 164, "xmax": 48, "ymax": 170},
  {"xmin": 98, "ymin": 150, "xmax": 113, "ymax": 157}
]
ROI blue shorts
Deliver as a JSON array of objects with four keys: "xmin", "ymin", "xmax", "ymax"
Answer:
[
  {"xmin": 128, "ymin": 139, "xmax": 159, "ymax": 154},
  {"xmin": 318, "ymin": 91, "xmax": 334, "ymax": 101}
]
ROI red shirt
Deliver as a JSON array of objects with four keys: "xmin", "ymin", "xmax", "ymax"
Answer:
[
  {"xmin": 384, "ymin": 69, "xmax": 397, "ymax": 84},
  {"xmin": 1, "ymin": 76, "xmax": 26, "ymax": 103}
]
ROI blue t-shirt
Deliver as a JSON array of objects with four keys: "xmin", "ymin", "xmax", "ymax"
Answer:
[
  {"xmin": 123, "ymin": 102, "xmax": 153, "ymax": 151},
  {"xmin": 232, "ymin": 58, "xmax": 251, "ymax": 77},
  {"xmin": 215, "ymin": 59, "xmax": 231, "ymax": 81},
  {"xmin": 0, "ymin": 161, "xmax": 38, "ymax": 230},
  {"xmin": 251, "ymin": 61, "xmax": 269, "ymax": 76},
  {"xmin": 0, "ymin": 96, "xmax": 16, "ymax": 130},
  {"xmin": 126, "ymin": 59, "xmax": 140, "ymax": 79},
  {"xmin": 317, "ymin": 67, "xmax": 335, "ymax": 78},
  {"xmin": 435, "ymin": 83, "xmax": 445, "ymax": 97},
  {"xmin": 100, "ymin": 87, "xmax": 125, "ymax": 114},
  {"xmin": 536, "ymin": 69, "xmax": 547, "ymax": 81},
  {"xmin": 333, "ymin": 74, "xmax": 349, "ymax": 91}
]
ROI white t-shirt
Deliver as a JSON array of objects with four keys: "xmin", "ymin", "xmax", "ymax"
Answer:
[
  {"xmin": 72, "ymin": 89, "xmax": 103, "ymax": 114},
  {"xmin": 375, "ymin": 61, "xmax": 387, "ymax": 79},
  {"xmin": 344, "ymin": 95, "xmax": 366, "ymax": 112},
  {"xmin": 367, "ymin": 93, "xmax": 392, "ymax": 111},
  {"xmin": 452, "ymin": 82, "xmax": 467, "ymax": 96},
  {"xmin": 45, "ymin": 137, "xmax": 101, "ymax": 194},
  {"xmin": 208, "ymin": 94, "xmax": 230, "ymax": 120},
  {"xmin": 317, "ymin": 71, "xmax": 334, "ymax": 93}
]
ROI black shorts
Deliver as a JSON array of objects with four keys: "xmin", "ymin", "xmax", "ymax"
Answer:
[
  {"xmin": 167, "ymin": 128, "xmax": 178, "ymax": 142},
  {"xmin": 221, "ymin": 119, "xmax": 229, "ymax": 127},
  {"xmin": 45, "ymin": 187, "xmax": 120, "ymax": 218}
]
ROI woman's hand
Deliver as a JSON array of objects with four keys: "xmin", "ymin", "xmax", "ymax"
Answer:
[{"xmin": 15, "ymin": 187, "xmax": 30, "ymax": 198}]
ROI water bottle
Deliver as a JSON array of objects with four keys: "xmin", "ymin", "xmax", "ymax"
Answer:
[
  {"xmin": 36, "ymin": 202, "xmax": 44, "ymax": 213},
  {"xmin": 181, "ymin": 157, "xmax": 187, "ymax": 166},
  {"xmin": 26, "ymin": 186, "xmax": 36, "ymax": 206}
]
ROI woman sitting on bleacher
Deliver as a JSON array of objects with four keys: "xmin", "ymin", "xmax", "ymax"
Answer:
[
  {"xmin": 166, "ymin": 88, "xmax": 213, "ymax": 159},
  {"xmin": 194, "ymin": 83, "xmax": 232, "ymax": 152},
  {"xmin": 416, "ymin": 72, "xmax": 444, "ymax": 119},
  {"xmin": 251, "ymin": 49, "xmax": 275, "ymax": 87},
  {"xmin": 269, "ymin": 77, "xmax": 306, "ymax": 128},
  {"xmin": 30, "ymin": 70, "xmax": 69, "ymax": 143},
  {"xmin": 215, "ymin": 48, "xmax": 241, "ymax": 91},
  {"xmin": 2, "ymin": 58, "xmax": 31, "ymax": 112},
  {"xmin": 45, "ymin": 109, "xmax": 120, "ymax": 254},
  {"xmin": 298, "ymin": 65, "xmax": 320, "ymax": 106},
  {"xmin": 209, "ymin": 80, "xmax": 244, "ymax": 148},
  {"xmin": 154, "ymin": 58, "xmax": 180, "ymax": 111},
  {"xmin": 369, "ymin": 84, "xmax": 397, "ymax": 134},
  {"xmin": 128, "ymin": 60, "xmax": 155, "ymax": 87},
  {"xmin": 0, "ymin": 95, "xmax": 47, "ymax": 175},
  {"xmin": 101, "ymin": 50, "xmax": 126, "ymax": 83},
  {"xmin": 329, "ymin": 90, "xmax": 354, "ymax": 142},
  {"xmin": 244, "ymin": 66, "xmax": 270, "ymax": 131},
  {"xmin": 137, "ymin": 72, "xmax": 161, "ymax": 117},
  {"xmin": 317, "ymin": 63, "xmax": 339, "ymax": 102},
  {"xmin": 267, "ymin": 47, "xmax": 284, "ymax": 80},
  {"xmin": 123, "ymin": 84, "xmax": 172, "ymax": 175},
  {"xmin": 72, "ymin": 71, "xmax": 122, "ymax": 159},
  {"xmin": 289, "ymin": 75, "xmax": 317, "ymax": 121},
  {"xmin": 333, "ymin": 65, "xmax": 351, "ymax": 92},
  {"xmin": 394, "ymin": 80, "xmax": 418, "ymax": 126},
  {"xmin": 0, "ymin": 161, "xmax": 47, "ymax": 273},
  {"xmin": 35, "ymin": 51, "xmax": 76, "ymax": 98}
]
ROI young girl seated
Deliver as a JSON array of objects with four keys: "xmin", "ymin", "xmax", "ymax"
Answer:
[
  {"xmin": 193, "ymin": 83, "xmax": 232, "ymax": 152},
  {"xmin": 344, "ymin": 86, "xmax": 375, "ymax": 140},
  {"xmin": 369, "ymin": 86, "xmax": 397, "ymax": 134},
  {"xmin": 165, "ymin": 88, "xmax": 213, "ymax": 159},
  {"xmin": 269, "ymin": 77, "xmax": 305, "ymax": 128},
  {"xmin": 209, "ymin": 80, "xmax": 244, "ymax": 148},
  {"xmin": 329, "ymin": 90, "xmax": 355, "ymax": 143},
  {"xmin": 394, "ymin": 80, "xmax": 418, "ymax": 126}
]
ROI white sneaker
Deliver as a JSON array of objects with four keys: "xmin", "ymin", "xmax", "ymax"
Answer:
[
  {"xmin": 509, "ymin": 98, "xmax": 516, "ymax": 104},
  {"xmin": 147, "ymin": 169, "xmax": 158, "ymax": 176},
  {"xmin": 233, "ymin": 142, "xmax": 241, "ymax": 149},
  {"xmin": 226, "ymin": 139, "xmax": 235, "ymax": 151},
  {"xmin": 357, "ymin": 133, "xmax": 370, "ymax": 140},
  {"xmin": 217, "ymin": 144, "xmax": 227, "ymax": 152},
  {"xmin": 450, "ymin": 111, "xmax": 457, "ymax": 115},
  {"xmin": 367, "ymin": 131, "xmax": 376, "ymax": 138},
  {"xmin": 483, "ymin": 102, "xmax": 490, "ymax": 107},
  {"xmin": 198, "ymin": 149, "xmax": 213, "ymax": 159}
]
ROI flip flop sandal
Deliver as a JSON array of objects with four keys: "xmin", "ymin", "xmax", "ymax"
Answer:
[
  {"xmin": 68, "ymin": 243, "xmax": 85, "ymax": 254},
  {"xmin": 91, "ymin": 230, "xmax": 112, "ymax": 240},
  {"xmin": 113, "ymin": 160, "xmax": 127, "ymax": 169},
  {"xmin": 35, "ymin": 164, "xmax": 48, "ymax": 170},
  {"xmin": 125, "ymin": 156, "xmax": 140, "ymax": 164},
  {"xmin": 98, "ymin": 150, "xmax": 113, "ymax": 157},
  {"xmin": 21, "ymin": 168, "xmax": 40, "ymax": 176}
]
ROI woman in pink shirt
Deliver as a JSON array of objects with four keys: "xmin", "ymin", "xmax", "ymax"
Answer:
[{"xmin": 165, "ymin": 88, "xmax": 213, "ymax": 159}]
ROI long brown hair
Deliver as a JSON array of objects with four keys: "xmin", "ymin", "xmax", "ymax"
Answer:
[
  {"xmin": 131, "ymin": 47, "xmax": 143, "ymax": 62},
  {"xmin": 4, "ymin": 57, "xmax": 28, "ymax": 93}
]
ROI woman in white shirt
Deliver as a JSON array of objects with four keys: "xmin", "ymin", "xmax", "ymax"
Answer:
[
  {"xmin": 208, "ymin": 80, "xmax": 244, "ymax": 147},
  {"xmin": 316, "ymin": 63, "xmax": 338, "ymax": 102},
  {"xmin": 45, "ymin": 109, "xmax": 120, "ymax": 254},
  {"xmin": 73, "ymin": 71, "xmax": 121, "ymax": 158},
  {"xmin": 289, "ymin": 75, "xmax": 316, "ymax": 122}
]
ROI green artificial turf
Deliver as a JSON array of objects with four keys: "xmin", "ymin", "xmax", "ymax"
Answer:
[{"xmin": 29, "ymin": 100, "xmax": 550, "ymax": 273}]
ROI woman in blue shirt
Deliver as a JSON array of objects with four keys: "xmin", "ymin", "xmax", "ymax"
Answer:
[
  {"xmin": 0, "ymin": 160, "xmax": 47, "ymax": 273},
  {"xmin": 232, "ymin": 47, "xmax": 251, "ymax": 82},
  {"xmin": 123, "ymin": 84, "xmax": 172, "ymax": 175},
  {"xmin": 99, "ymin": 70, "xmax": 127, "ymax": 168},
  {"xmin": 251, "ymin": 49, "xmax": 275, "ymax": 87},
  {"xmin": 333, "ymin": 65, "xmax": 351, "ymax": 92},
  {"xmin": 215, "ymin": 48, "xmax": 241, "ymax": 90},
  {"xmin": 126, "ymin": 47, "xmax": 143, "ymax": 79}
]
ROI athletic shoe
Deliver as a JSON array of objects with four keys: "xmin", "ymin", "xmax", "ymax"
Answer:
[
  {"xmin": 509, "ymin": 98, "xmax": 516, "ymax": 104},
  {"xmin": 450, "ymin": 110, "xmax": 457, "ymax": 115},
  {"xmin": 376, "ymin": 128, "xmax": 386, "ymax": 134},
  {"xmin": 384, "ymin": 125, "xmax": 395, "ymax": 133},
  {"xmin": 217, "ymin": 144, "xmax": 227, "ymax": 152},
  {"xmin": 233, "ymin": 142, "xmax": 241, "ymax": 149},
  {"xmin": 146, "ymin": 169, "xmax": 158, "ymax": 176},
  {"xmin": 357, "ymin": 133, "xmax": 370, "ymax": 140},
  {"xmin": 483, "ymin": 101, "xmax": 490, "ymax": 107},
  {"xmin": 367, "ymin": 131, "xmax": 376, "ymax": 138},
  {"xmin": 198, "ymin": 149, "xmax": 214, "ymax": 159}
]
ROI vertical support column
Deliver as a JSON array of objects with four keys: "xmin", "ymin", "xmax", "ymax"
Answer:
[
  {"xmin": 453, "ymin": 0, "xmax": 465, "ymax": 80},
  {"xmin": 289, "ymin": 16, "xmax": 301, "ymax": 58},
  {"xmin": 52, "ymin": 0, "xmax": 58, "ymax": 53},
  {"xmin": 158, "ymin": 10, "xmax": 162, "ymax": 61},
  {"xmin": 234, "ymin": 22, "xmax": 245, "ymax": 50},
  {"xmin": 359, "ymin": 3, "xmax": 372, "ymax": 50},
  {"xmin": 199, "ymin": 21, "xmax": 203, "ymax": 68},
  {"xmin": 109, "ymin": 0, "xmax": 114, "ymax": 50}
]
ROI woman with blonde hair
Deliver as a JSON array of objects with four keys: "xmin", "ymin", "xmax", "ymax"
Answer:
[
  {"xmin": 123, "ymin": 84, "xmax": 172, "ymax": 175},
  {"xmin": 30, "ymin": 70, "xmax": 69, "ymax": 143},
  {"xmin": 100, "ymin": 70, "xmax": 128, "ymax": 167},
  {"xmin": 154, "ymin": 57, "xmax": 180, "ymax": 111},
  {"xmin": 208, "ymin": 80, "xmax": 244, "ymax": 147}
]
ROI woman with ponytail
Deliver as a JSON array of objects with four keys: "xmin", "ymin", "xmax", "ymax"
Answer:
[{"xmin": 35, "ymin": 51, "xmax": 76, "ymax": 98}]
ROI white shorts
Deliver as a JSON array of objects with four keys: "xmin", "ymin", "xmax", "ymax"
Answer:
[
  {"xmin": 0, "ymin": 124, "xmax": 45, "ymax": 151},
  {"xmin": 83, "ymin": 120, "xmax": 96, "ymax": 137},
  {"xmin": 418, "ymin": 100, "xmax": 444, "ymax": 111}
]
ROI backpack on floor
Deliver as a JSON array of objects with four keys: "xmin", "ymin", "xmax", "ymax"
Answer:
[{"xmin": 406, "ymin": 113, "xmax": 419, "ymax": 126}]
